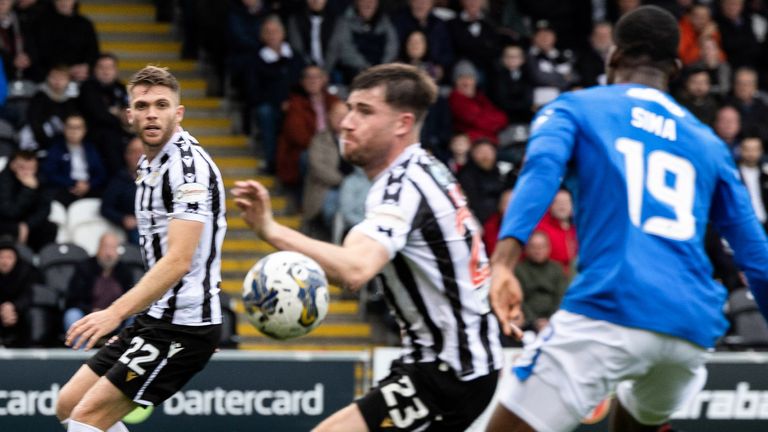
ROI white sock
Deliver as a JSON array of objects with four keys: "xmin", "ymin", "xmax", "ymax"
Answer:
[
  {"xmin": 106, "ymin": 422, "xmax": 129, "ymax": 432},
  {"xmin": 67, "ymin": 420, "xmax": 103, "ymax": 432}
]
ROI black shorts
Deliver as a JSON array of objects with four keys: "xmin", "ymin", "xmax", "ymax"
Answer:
[
  {"xmin": 86, "ymin": 314, "xmax": 221, "ymax": 406},
  {"xmin": 356, "ymin": 360, "xmax": 498, "ymax": 431}
]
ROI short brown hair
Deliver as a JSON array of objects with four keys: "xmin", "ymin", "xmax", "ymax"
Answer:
[
  {"xmin": 128, "ymin": 65, "xmax": 180, "ymax": 98},
  {"xmin": 349, "ymin": 63, "xmax": 437, "ymax": 124}
]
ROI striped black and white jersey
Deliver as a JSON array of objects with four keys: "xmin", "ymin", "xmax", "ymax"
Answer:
[
  {"xmin": 135, "ymin": 130, "xmax": 227, "ymax": 326},
  {"xmin": 351, "ymin": 144, "xmax": 502, "ymax": 381}
]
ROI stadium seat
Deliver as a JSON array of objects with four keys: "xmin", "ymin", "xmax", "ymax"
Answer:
[
  {"xmin": 67, "ymin": 198, "xmax": 124, "ymax": 255},
  {"xmin": 48, "ymin": 200, "xmax": 69, "ymax": 243},
  {"xmin": 118, "ymin": 243, "xmax": 146, "ymax": 286},
  {"xmin": 37, "ymin": 242, "xmax": 89, "ymax": 309},
  {"xmin": 724, "ymin": 288, "xmax": 768, "ymax": 348},
  {"xmin": 28, "ymin": 283, "xmax": 62, "ymax": 346},
  {"xmin": 14, "ymin": 242, "xmax": 36, "ymax": 266},
  {"xmin": 218, "ymin": 292, "xmax": 239, "ymax": 349}
]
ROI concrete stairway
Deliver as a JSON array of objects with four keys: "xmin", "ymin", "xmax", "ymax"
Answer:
[{"xmin": 81, "ymin": 0, "xmax": 372, "ymax": 351}]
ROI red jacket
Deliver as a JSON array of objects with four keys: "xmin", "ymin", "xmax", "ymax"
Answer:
[
  {"xmin": 276, "ymin": 91, "xmax": 340, "ymax": 186},
  {"xmin": 535, "ymin": 212, "xmax": 578, "ymax": 275},
  {"xmin": 448, "ymin": 89, "xmax": 508, "ymax": 143}
]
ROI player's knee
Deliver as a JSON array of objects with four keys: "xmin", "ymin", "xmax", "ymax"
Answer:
[{"xmin": 56, "ymin": 385, "xmax": 79, "ymax": 421}]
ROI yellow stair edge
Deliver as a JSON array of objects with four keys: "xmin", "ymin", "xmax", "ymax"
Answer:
[
  {"xmin": 96, "ymin": 22, "xmax": 171, "ymax": 34},
  {"xmin": 182, "ymin": 97, "xmax": 224, "ymax": 109},
  {"xmin": 223, "ymin": 175, "xmax": 274, "ymax": 188},
  {"xmin": 237, "ymin": 322, "xmax": 371, "ymax": 338},
  {"xmin": 232, "ymin": 299, "xmax": 359, "ymax": 315},
  {"xmin": 227, "ymin": 215, "xmax": 299, "ymax": 230},
  {"xmin": 226, "ymin": 196, "xmax": 287, "ymax": 211},
  {"xmin": 184, "ymin": 117, "xmax": 232, "ymax": 128},
  {"xmin": 82, "ymin": 4, "xmax": 155, "ymax": 15},
  {"xmin": 223, "ymin": 238, "xmax": 276, "ymax": 254},
  {"xmin": 197, "ymin": 135, "xmax": 248, "ymax": 148},
  {"xmin": 120, "ymin": 59, "xmax": 197, "ymax": 72},
  {"xmin": 237, "ymin": 343, "xmax": 372, "ymax": 351},
  {"xmin": 102, "ymin": 41, "xmax": 181, "ymax": 53}
]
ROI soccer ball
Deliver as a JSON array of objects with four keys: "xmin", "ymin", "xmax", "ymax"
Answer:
[{"xmin": 242, "ymin": 251, "xmax": 330, "ymax": 340}]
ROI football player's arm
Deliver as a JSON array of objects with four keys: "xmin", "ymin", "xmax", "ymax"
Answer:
[
  {"xmin": 66, "ymin": 218, "xmax": 203, "ymax": 350},
  {"xmin": 711, "ymin": 153, "xmax": 768, "ymax": 318},
  {"xmin": 110, "ymin": 218, "xmax": 204, "ymax": 318},
  {"xmin": 491, "ymin": 102, "xmax": 577, "ymax": 336},
  {"xmin": 233, "ymin": 180, "xmax": 390, "ymax": 290}
]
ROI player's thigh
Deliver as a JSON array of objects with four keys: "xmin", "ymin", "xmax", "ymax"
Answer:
[
  {"xmin": 70, "ymin": 376, "xmax": 137, "ymax": 430},
  {"xmin": 499, "ymin": 310, "xmax": 656, "ymax": 432},
  {"xmin": 312, "ymin": 403, "xmax": 368, "ymax": 432},
  {"xmin": 56, "ymin": 365, "xmax": 101, "ymax": 420},
  {"xmin": 617, "ymin": 342, "xmax": 708, "ymax": 425}
]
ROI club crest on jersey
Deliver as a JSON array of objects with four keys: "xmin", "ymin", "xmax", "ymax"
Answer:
[{"xmin": 174, "ymin": 182, "xmax": 207, "ymax": 203}]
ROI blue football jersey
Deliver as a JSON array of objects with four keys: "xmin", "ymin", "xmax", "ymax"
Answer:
[{"xmin": 499, "ymin": 83, "xmax": 768, "ymax": 348}]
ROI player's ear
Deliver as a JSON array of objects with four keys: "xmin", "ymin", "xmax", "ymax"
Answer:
[
  {"xmin": 395, "ymin": 112, "xmax": 416, "ymax": 137},
  {"xmin": 175, "ymin": 104, "xmax": 185, "ymax": 124}
]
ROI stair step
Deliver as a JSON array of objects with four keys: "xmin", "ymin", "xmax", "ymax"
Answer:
[
  {"xmin": 95, "ymin": 22, "xmax": 171, "ymax": 35},
  {"xmin": 120, "ymin": 59, "xmax": 198, "ymax": 73},
  {"xmin": 82, "ymin": 3, "xmax": 155, "ymax": 16},
  {"xmin": 237, "ymin": 322, "xmax": 371, "ymax": 338},
  {"xmin": 182, "ymin": 97, "xmax": 225, "ymax": 110},
  {"xmin": 226, "ymin": 196, "xmax": 287, "ymax": 212},
  {"xmin": 102, "ymin": 41, "xmax": 181, "ymax": 53},
  {"xmin": 222, "ymin": 175, "xmax": 273, "ymax": 188},
  {"xmin": 216, "ymin": 157, "xmax": 258, "ymax": 170},
  {"xmin": 184, "ymin": 117, "xmax": 232, "ymax": 130},
  {"xmin": 232, "ymin": 298, "xmax": 359, "ymax": 315}
]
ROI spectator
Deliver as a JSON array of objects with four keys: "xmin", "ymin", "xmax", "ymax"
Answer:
[
  {"xmin": 36, "ymin": 0, "xmax": 98, "ymax": 82},
  {"xmin": 726, "ymin": 67, "xmax": 768, "ymax": 142},
  {"xmin": 0, "ymin": 0, "xmax": 37, "ymax": 82},
  {"xmin": 445, "ymin": 132, "xmax": 470, "ymax": 174},
  {"xmin": 448, "ymin": 60, "xmax": 508, "ymax": 143},
  {"xmin": 738, "ymin": 136, "xmax": 768, "ymax": 231},
  {"xmin": 62, "ymin": 232, "xmax": 134, "ymax": 334},
  {"xmin": 516, "ymin": 0, "xmax": 594, "ymax": 51},
  {"xmin": 527, "ymin": 20, "xmax": 577, "ymax": 105},
  {"xmin": 489, "ymin": 44, "xmax": 534, "ymax": 124},
  {"xmin": 676, "ymin": 66, "xmax": 720, "ymax": 125},
  {"xmin": 336, "ymin": 166, "xmax": 371, "ymax": 239},
  {"xmin": 77, "ymin": 53, "xmax": 130, "ymax": 174},
  {"xmin": 15, "ymin": 0, "xmax": 46, "ymax": 30},
  {"xmin": 276, "ymin": 65, "xmax": 340, "ymax": 207},
  {"xmin": 287, "ymin": 0, "xmax": 339, "ymax": 72},
  {"xmin": 693, "ymin": 37, "xmax": 732, "ymax": 97},
  {"xmin": 483, "ymin": 187, "xmax": 512, "ymax": 256},
  {"xmin": 0, "ymin": 150, "xmax": 56, "ymax": 252},
  {"xmin": 716, "ymin": 0, "xmax": 761, "ymax": 70},
  {"xmin": 392, "ymin": 0, "xmax": 454, "ymax": 75},
  {"xmin": 457, "ymin": 137, "xmax": 505, "ymax": 225},
  {"xmin": 302, "ymin": 101, "xmax": 351, "ymax": 240},
  {"xmin": 227, "ymin": 0, "xmax": 270, "ymax": 95},
  {"xmin": 43, "ymin": 113, "xmax": 106, "ymax": 207},
  {"xmin": 249, "ymin": 15, "xmax": 304, "ymax": 174},
  {"xmin": 714, "ymin": 104, "xmax": 743, "ymax": 157},
  {"xmin": 678, "ymin": 3, "xmax": 725, "ymax": 65},
  {"xmin": 399, "ymin": 30, "xmax": 443, "ymax": 82},
  {"xmin": 329, "ymin": 0, "xmax": 399, "ymax": 82},
  {"xmin": 22, "ymin": 64, "xmax": 78, "ymax": 152},
  {"xmin": 575, "ymin": 21, "xmax": 613, "ymax": 88},
  {"xmin": 101, "ymin": 136, "xmax": 142, "ymax": 245},
  {"xmin": 535, "ymin": 188, "xmax": 578, "ymax": 275},
  {"xmin": 515, "ymin": 231, "xmax": 568, "ymax": 332},
  {"xmin": 0, "ymin": 238, "xmax": 38, "ymax": 347},
  {"xmin": 447, "ymin": 0, "xmax": 499, "ymax": 81}
]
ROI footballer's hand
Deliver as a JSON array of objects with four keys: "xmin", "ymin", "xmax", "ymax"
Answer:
[
  {"xmin": 65, "ymin": 309, "xmax": 122, "ymax": 351},
  {"xmin": 231, "ymin": 180, "xmax": 277, "ymax": 240},
  {"xmin": 490, "ymin": 264, "xmax": 524, "ymax": 339}
]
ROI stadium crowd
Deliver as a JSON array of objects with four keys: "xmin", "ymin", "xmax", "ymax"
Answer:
[{"xmin": 2, "ymin": 0, "xmax": 768, "ymax": 349}]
